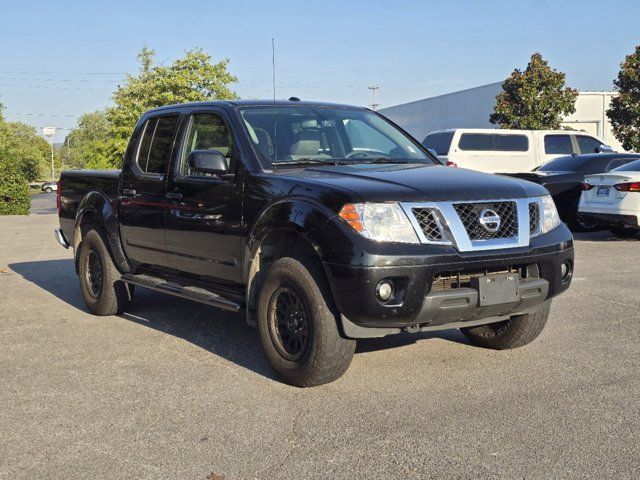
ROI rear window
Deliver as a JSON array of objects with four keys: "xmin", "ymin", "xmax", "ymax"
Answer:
[
  {"xmin": 422, "ymin": 131, "xmax": 454, "ymax": 155},
  {"xmin": 458, "ymin": 133, "xmax": 529, "ymax": 152},
  {"xmin": 136, "ymin": 115, "xmax": 180, "ymax": 174},
  {"xmin": 544, "ymin": 135, "xmax": 573, "ymax": 155},
  {"xmin": 537, "ymin": 155, "xmax": 587, "ymax": 172},
  {"xmin": 612, "ymin": 159, "xmax": 640, "ymax": 172}
]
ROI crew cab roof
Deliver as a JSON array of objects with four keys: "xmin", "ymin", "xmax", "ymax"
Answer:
[{"xmin": 144, "ymin": 99, "xmax": 367, "ymax": 114}]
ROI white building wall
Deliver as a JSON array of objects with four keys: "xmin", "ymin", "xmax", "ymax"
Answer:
[{"xmin": 380, "ymin": 84, "xmax": 625, "ymax": 151}]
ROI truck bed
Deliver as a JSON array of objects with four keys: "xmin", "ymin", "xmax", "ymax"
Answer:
[{"xmin": 58, "ymin": 169, "xmax": 121, "ymax": 244}]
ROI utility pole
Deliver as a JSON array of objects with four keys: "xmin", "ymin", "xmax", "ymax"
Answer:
[
  {"xmin": 43, "ymin": 127, "xmax": 56, "ymax": 181},
  {"xmin": 368, "ymin": 84, "xmax": 379, "ymax": 110}
]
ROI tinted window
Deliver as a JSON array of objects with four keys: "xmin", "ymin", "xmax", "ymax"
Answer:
[
  {"xmin": 146, "ymin": 116, "xmax": 179, "ymax": 173},
  {"xmin": 458, "ymin": 133, "xmax": 528, "ymax": 151},
  {"xmin": 576, "ymin": 135, "xmax": 603, "ymax": 154},
  {"xmin": 611, "ymin": 159, "xmax": 640, "ymax": 172},
  {"xmin": 536, "ymin": 155, "xmax": 586, "ymax": 172},
  {"xmin": 180, "ymin": 113, "xmax": 236, "ymax": 177},
  {"xmin": 459, "ymin": 134, "xmax": 493, "ymax": 151},
  {"xmin": 544, "ymin": 135, "xmax": 573, "ymax": 155},
  {"xmin": 493, "ymin": 135, "xmax": 529, "ymax": 151},
  {"xmin": 422, "ymin": 132, "xmax": 454, "ymax": 155}
]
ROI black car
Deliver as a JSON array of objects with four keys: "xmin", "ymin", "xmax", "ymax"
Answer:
[{"xmin": 504, "ymin": 153, "xmax": 640, "ymax": 231}]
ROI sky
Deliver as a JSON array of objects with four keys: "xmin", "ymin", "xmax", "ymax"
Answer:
[{"xmin": 1, "ymin": 0, "xmax": 638, "ymax": 142}]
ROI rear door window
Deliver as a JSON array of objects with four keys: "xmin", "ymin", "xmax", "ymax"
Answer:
[
  {"xmin": 544, "ymin": 135, "xmax": 573, "ymax": 155},
  {"xmin": 136, "ymin": 115, "xmax": 180, "ymax": 174},
  {"xmin": 576, "ymin": 135, "xmax": 603, "ymax": 154},
  {"xmin": 422, "ymin": 132, "xmax": 454, "ymax": 155},
  {"xmin": 458, "ymin": 133, "xmax": 528, "ymax": 152}
]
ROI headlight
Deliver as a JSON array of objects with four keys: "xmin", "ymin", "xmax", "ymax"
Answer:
[
  {"xmin": 339, "ymin": 203, "xmax": 419, "ymax": 243},
  {"xmin": 540, "ymin": 195, "xmax": 561, "ymax": 233}
]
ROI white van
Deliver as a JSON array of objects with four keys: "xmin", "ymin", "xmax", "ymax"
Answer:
[{"xmin": 422, "ymin": 128, "xmax": 611, "ymax": 173}]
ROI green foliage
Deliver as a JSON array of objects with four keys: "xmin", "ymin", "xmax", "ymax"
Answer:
[
  {"xmin": 104, "ymin": 47, "xmax": 239, "ymax": 167},
  {"xmin": 607, "ymin": 45, "xmax": 640, "ymax": 151},
  {"xmin": 490, "ymin": 53, "xmax": 578, "ymax": 129},
  {"xmin": 61, "ymin": 111, "xmax": 112, "ymax": 170},
  {"xmin": 0, "ymin": 154, "xmax": 30, "ymax": 215},
  {"xmin": 0, "ymin": 105, "xmax": 51, "ymax": 181}
]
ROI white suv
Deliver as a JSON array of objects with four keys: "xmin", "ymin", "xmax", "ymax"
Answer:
[{"xmin": 422, "ymin": 128, "xmax": 611, "ymax": 173}]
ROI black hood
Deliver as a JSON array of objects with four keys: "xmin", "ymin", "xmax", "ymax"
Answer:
[{"xmin": 273, "ymin": 163, "xmax": 548, "ymax": 203}]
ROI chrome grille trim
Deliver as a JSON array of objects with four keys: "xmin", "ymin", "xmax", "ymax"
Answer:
[{"xmin": 401, "ymin": 198, "xmax": 541, "ymax": 252}]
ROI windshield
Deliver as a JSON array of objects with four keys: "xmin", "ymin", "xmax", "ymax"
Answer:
[
  {"xmin": 536, "ymin": 155, "xmax": 587, "ymax": 172},
  {"xmin": 239, "ymin": 106, "xmax": 432, "ymax": 167},
  {"xmin": 612, "ymin": 159, "xmax": 640, "ymax": 172}
]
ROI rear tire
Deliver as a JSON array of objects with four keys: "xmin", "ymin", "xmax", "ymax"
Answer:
[
  {"xmin": 78, "ymin": 229, "xmax": 132, "ymax": 316},
  {"xmin": 567, "ymin": 200, "xmax": 597, "ymax": 232},
  {"xmin": 257, "ymin": 257, "xmax": 356, "ymax": 387},
  {"xmin": 609, "ymin": 226, "xmax": 639, "ymax": 238},
  {"xmin": 44, "ymin": 187, "xmax": 52, "ymax": 193},
  {"xmin": 461, "ymin": 303, "xmax": 551, "ymax": 350}
]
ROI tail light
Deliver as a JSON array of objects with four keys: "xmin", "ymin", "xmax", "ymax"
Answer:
[
  {"xmin": 446, "ymin": 161, "xmax": 458, "ymax": 168},
  {"xmin": 581, "ymin": 182, "xmax": 594, "ymax": 191},
  {"xmin": 614, "ymin": 182, "xmax": 640, "ymax": 192},
  {"xmin": 56, "ymin": 178, "xmax": 62, "ymax": 213}
]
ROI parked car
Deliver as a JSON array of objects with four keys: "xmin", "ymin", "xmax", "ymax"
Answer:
[
  {"xmin": 578, "ymin": 159, "xmax": 640, "ymax": 237},
  {"xmin": 41, "ymin": 181, "xmax": 58, "ymax": 193},
  {"xmin": 503, "ymin": 153, "xmax": 640, "ymax": 231},
  {"xmin": 422, "ymin": 128, "xmax": 611, "ymax": 173},
  {"xmin": 55, "ymin": 100, "xmax": 574, "ymax": 387}
]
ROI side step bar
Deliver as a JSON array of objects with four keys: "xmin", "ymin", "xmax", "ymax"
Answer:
[{"xmin": 121, "ymin": 273, "xmax": 241, "ymax": 313}]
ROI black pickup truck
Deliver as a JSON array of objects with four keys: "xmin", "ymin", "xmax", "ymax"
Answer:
[{"xmin": 56, "ymin": 100, "xmax": 574, "ymax": 387}]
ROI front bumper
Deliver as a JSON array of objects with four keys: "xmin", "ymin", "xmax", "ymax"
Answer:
[{"xmin": 324, "ymin": 226, "xmax": 574, "ymax": 337}]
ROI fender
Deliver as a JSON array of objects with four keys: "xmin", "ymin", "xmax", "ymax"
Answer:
[
  {"xmin": 75, "ymin": 191, "xmax": 132, "ymax": 273},
  {"xmin": 245, "ymin": 197, "xmax": 338, "ymax": 277}
]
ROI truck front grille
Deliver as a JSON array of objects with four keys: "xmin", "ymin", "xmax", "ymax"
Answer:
[
  {"xmin": 453, "ymin": 201, "xmax": 518, "ymax": 240},
  {"xmin": 411, "ymin": 208, "xmax": 443, "ymax": 241},
  {"xmin": 529, "ymin": 202, "xmax": 540, "ymax": 235}
]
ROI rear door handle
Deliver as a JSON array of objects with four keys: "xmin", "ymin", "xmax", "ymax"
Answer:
[
  {"xmin": 121, "ymin": 188, "xmax": 136, "ymax": 196},
  {"xmin": 166, "ymin": 192, "xmax": 182, "ymax": 200}
]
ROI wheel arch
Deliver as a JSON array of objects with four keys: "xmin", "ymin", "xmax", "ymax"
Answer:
[
  {"xmin": 243, "ymin": 199, "xmax": 337, "ymax": 327},
  {"xmin": 73, "ymin": 191, "xmax": 132, "ymax": 274}
]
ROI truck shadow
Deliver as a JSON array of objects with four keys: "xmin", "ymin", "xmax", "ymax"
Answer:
[{"xmin": 9, "ymin": 259, "xmax": 471, "ymax": 380}]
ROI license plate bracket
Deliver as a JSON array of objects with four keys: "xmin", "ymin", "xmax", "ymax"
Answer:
[
  {"xmin": 597, "ymin": 186, "xmax": 610, "ymax": 196},
  {"xmin": 470, "ymin": 273, "xmax": 519, "ymax": 307}
]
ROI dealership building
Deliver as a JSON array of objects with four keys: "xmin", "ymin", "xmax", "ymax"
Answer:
[{"xmin": 379, "ymin": 82, "xmax": 624, "ymax": 152}]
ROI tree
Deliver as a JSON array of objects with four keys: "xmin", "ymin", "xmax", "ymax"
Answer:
[
  {"xmin": 607, "ymin": 45, "xmax": 640, "ymax": 151},
  {"xmin": 105, "ymin": 47, "xmax": 238, "ymax": 167},
  {"xmin": 61, "ymin": 111, "xmax": 111, "ymax": 170},
  {"xmin": 490, "ymin": 53, "xmax": 578, "ymax": 129},
  {"xmin": 0, "ymin": 153, "xmax": 30, "ymax": 215},
  {"xmin": 0, "ymin": 104, "xmax": 51, "ymax": 181}
]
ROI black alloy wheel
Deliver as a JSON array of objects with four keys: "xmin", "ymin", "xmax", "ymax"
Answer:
[{"xmin": 268, "ymin": 285, "xmax": 311, "ymax": 361}]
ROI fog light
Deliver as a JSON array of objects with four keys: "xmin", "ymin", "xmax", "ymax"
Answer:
[
  {"xmin": 376, "ymin": 280, "xmax": 394, "ymax": 302},
  {"xmin": 560, "ymin": 261, "xmax": 572, "ymax": 279}
]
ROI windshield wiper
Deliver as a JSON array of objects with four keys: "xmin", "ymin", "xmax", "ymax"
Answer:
[
  {"xmin": 357, "ymin": 157, "xmax": 411, "ymax": 164},
  {"xmin": 271, "ymin": 158, "xmax": 343, "ymax": 168}
]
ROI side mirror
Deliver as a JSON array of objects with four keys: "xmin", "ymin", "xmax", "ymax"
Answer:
[
  {"xmin": 187, "ymin": 150, "xmax": 228, "ymax": 175},
  {"xmin": 427, "ymin": 148, "xmax": 439, "ymax": 158},
  {"xmin": 596, "ymin": 144, "xmax": 615, "ymax": 153}
]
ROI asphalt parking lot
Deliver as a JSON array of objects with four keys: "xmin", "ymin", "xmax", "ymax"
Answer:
[{"xmin": 1, "ymin": 194, "xmax": 639, "ymax": 479}]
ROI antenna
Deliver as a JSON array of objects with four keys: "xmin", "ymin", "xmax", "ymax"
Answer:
[
  {"xmin": 368, "ymin": 84, "xmax": 379, "ymax": 110},
  {"xmin": 272, "ymin": 37, "xmax": 276, "ymax": 102}
]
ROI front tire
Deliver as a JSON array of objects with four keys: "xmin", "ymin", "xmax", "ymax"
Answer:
[
  {"xmin": 257, "ymin": 257, "xmax": 355, "ymax": 387},
  {"xmin": 44, "ymin": 187, "xmax": 52, "ymax": 193},
  {"xmin": 461, "ymin": 303, "xmax": 551, "ymax": 350},
  {"xmin": 78, "ymin": 229, "xmax": 132, "ymax": 316},
  {"xmin": 610, "ymin": 226, "xmax": 639, "ymax": 238}
]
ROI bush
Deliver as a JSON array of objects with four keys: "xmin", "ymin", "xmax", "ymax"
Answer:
[{"xmin": 0, "ymin": 158, "xmax": 31, "ymax": 215}]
